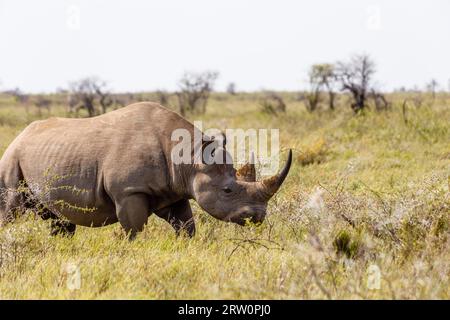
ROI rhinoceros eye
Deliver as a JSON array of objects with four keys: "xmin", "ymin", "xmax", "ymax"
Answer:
[{"xmin": 222, "ymin": 187, "xmax": 232, "ymax": 194}]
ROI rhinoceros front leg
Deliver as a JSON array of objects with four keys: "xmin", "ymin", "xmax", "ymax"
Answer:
[
  {"xmin": 115, "ymin": 193, "xmax": 151, "ymax": 240},
  {"xmin": 155, "ymin": 199, "xmax": 195, "ymax": 237}
]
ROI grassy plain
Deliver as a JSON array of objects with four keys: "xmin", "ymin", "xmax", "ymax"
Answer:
[{"xmin": 0, "ymin": 93, "xmax": 448, "ymax": 299}]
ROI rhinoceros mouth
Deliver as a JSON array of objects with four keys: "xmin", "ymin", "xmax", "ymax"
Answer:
[{"xmin": 226, "ymin": 209, "xmax": 266, "ymax": 226}]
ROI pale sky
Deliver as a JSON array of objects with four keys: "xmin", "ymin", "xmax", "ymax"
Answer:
[{"xmin": 0, "ymin": 0, "xmax": 449, "ymax": 93}]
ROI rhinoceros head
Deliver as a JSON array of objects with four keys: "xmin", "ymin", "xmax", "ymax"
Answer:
[{"xmin": 191, "ymin": 139, "xmax": 292, "ymax": 225}]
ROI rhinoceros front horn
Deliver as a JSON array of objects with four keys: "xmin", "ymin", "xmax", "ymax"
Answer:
[{"xmin": 258, "ymin": 149, "xmax": 292, "ymax": 200}]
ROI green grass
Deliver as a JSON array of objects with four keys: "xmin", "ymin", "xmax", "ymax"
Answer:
[{"xmin": 0, "ymin": 93, "xmax": 449, "ymax": 299}]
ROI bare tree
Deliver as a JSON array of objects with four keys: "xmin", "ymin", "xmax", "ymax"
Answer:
[
  {"xmin": 176, "ymin": 71, "xmax": 219, "ymax": 115},
  {"xmin": 6, "ymin": 88, "xmax": 29, "ymax": 105},
  {"xmin": 319, "ymin": 64, "xmax": 337, "ymax": 110},
  {"xmin": 305, "ymin": 66, "xmax": 322, "ymax": 112},
  {"xmin": 336, "ymin": 54, "xmax": 376, "ymax": 113},
  {"xmin": 426, "ymin": 79, "xmax": 439, "ymax": 100},
  {"xmin": 226, "ymin": 82, "xmax": 237, "ymax": 95},
  {"xmin": 96, "ymin": 87, "xmax": 113, "ymax": 114},
  {"xmin": 305, "ymin": 64, "xmax": 337, "ymax": 111},
  {"xmin": 68, "ymin": 78, "xmax": 97, "ymax": 116},
  {"xmin": 34, "ymin": 95, "xmax": 52, "ymax": 116},
  {"xmin": 68, "ymin": 77, "xmax": 112, "ymax": 117},
  {"xmin": 155, "ymin": 90, "xmax": 170, "ymax": 106},
  {"xmin": 67, "ymin": 92, "xmax": 79, "ymax": 114}
]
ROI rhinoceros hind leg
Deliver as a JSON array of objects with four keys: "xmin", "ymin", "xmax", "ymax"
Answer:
[
  {"xmin": 115, "ymin": 193, "xmax": 151, "ymax": 240},
  {"xmin": 50, "ymin": 220, "xmax": 76, "ymax": 237},
  {"xmin": 0, "ymin": 188, "xmax": 24, "ymax": 225},
  {"xmin": 154, "ymin": 199, "xmax": 196, "ymax": 237}
]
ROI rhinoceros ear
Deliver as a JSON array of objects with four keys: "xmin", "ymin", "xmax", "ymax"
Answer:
[
  {"xmin": 211, "ymin": 132, "xmax": 226, "ymax": 147},
  {"xmin": 202, "ymin": 132, "xmax": 226, "ymax": 149},
  {"xmin": 201, "ymin": 133, "xmax": 228, "ymax": 164},
  {"xmin": 236, "ymin": 153, "xmax": 256, "ymax": 182}
]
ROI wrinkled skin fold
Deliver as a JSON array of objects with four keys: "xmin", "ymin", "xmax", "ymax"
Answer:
[{"xmin": 0, "ymin": 102, "xmax": 292, "ymax": 239}]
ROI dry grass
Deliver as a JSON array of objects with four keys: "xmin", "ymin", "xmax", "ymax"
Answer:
[{"xmin": 0, "ymin": 93, "xmax": 449, "ymax": 299}]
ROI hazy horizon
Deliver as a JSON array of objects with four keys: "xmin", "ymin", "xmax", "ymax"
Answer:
[{"xmin": 1, "ymin": 0, "xmax": 449, "ymax": 93}]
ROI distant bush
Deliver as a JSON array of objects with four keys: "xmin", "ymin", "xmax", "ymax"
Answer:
[
  {"xmin": 259, "ymin": 92, "xmax": 286, "ymax": 115},
  {"xmin": 297, "ymin": 137, "xmax": 328, "ymax": 166}
]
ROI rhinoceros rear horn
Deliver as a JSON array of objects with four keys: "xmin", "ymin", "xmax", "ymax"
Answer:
[
  {"xmin": 259, "ymin": 149, "xmax": 292, "ymax": 200},
  {"xmin": 236, "ymin": 152, "xmax": 256, "ymax": 182}
]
